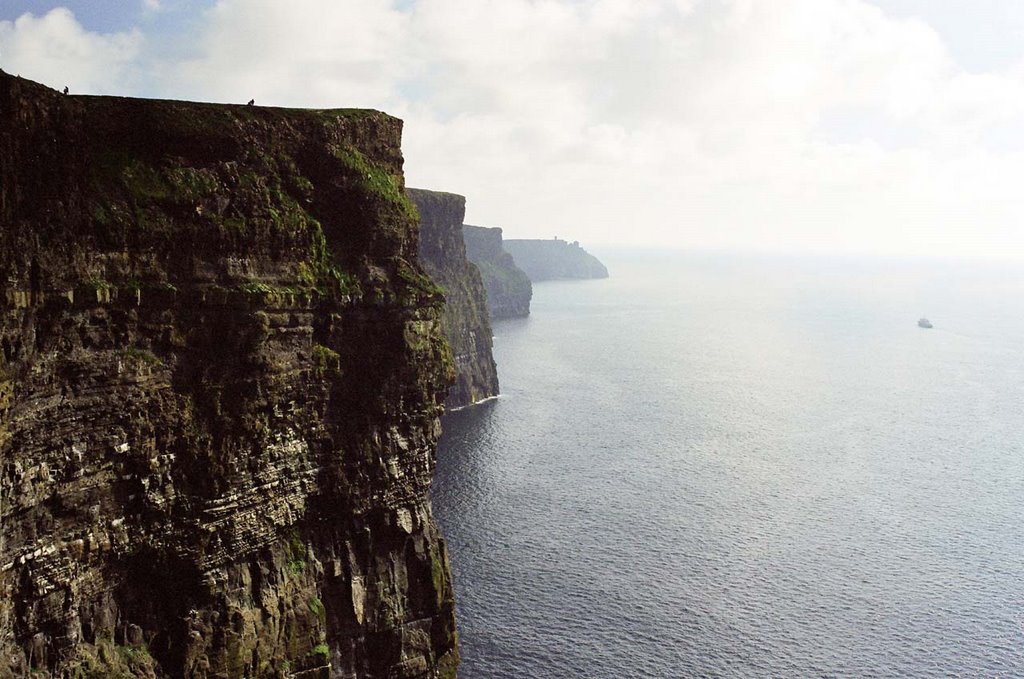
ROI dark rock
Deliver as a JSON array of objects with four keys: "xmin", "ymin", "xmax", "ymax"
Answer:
[
  {"xmin": 408, "ymin": 189, "xmax": 498, "ymax": 410},
  {"xmin": 0, "ymin": 71, "xmax": 458, "ymax": 678},
  {"xmin": 462, "ymin": 225, "xmax": 532, "ymax": 320},
  {"xmin": 503, "ymin": 238, "xmax": 609, "ymax": 281}
]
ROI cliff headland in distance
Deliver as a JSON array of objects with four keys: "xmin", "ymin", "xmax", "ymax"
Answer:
[
  {"xmin": 409, "ymin": 189, "xmax": 500, "ymax": 409},
  {"xmin": 461, "ymin": 225, "xmax": 532, "ymax": 320},
  {"xmin": 502, "ymin": 237, "xmax": 609, "ymax": 282}
]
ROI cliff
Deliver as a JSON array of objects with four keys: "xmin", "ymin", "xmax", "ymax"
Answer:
[
  {"xmin": 407, "ymin": 191, "xmax": 498, "ymax": 409},
  {"xmin": 502, "ymin": 238, "xmax": 608, "ymax": 281},
  {"xmin": 461, "ymin": 226, "xmax": 531, "ymax": 320},
  {"xmin": 0, "ymin": 72, "xmax": 458, "ymax": 678}
]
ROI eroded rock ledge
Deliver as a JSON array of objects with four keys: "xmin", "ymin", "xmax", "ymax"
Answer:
[{"xmin": 0, "ymin": 72, "xmax": 458, "ymax": 679}]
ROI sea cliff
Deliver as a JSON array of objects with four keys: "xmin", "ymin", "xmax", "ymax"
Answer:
[
  {"xmin": 461, "ymin": 226, "xmax": 531, "ymax": 320},
  {"xmin": 503, "ymin": 238, "xmax": 608, "ymax": 281},
  {"xmin": 408, "ymin": 190, "xmax": 498, "ymax": 410},
  {"xmin": 0, "ymin": 72, "xmax": 458, "ymax": 678}
]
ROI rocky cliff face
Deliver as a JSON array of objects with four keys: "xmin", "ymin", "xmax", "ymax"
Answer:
[
  {"xmin": 407, "ymin": 191, "xmax": 497, "ymax": 410},
  {"xmin": 503, "ymin": 238, "xmax": 608, "ymax": 281},
  {"xmin": 0, "ymin": 72, "xmax": 458, "ymax": 679},
  {"xmin": 461, "ymin": 226, "xmax": 531, "ymax": 320}
]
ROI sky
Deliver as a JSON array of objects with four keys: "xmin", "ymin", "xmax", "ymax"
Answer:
[{"xmin": 2, "ymin": 0, "xmax": 1024, "ymax": 257}]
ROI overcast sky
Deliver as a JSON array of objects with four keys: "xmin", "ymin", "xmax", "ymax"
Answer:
[{"xmin": 3, "ymin": 0, "xmax": 1024, "ymax": 256}]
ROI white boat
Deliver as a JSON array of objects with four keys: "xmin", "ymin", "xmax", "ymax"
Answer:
[{"xmin": 918, "ymin": 317, "xmax": 933, "ymax": 329}]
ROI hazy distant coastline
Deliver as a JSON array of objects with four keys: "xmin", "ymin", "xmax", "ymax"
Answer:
[{"xmin": 502, "ymin": 238, "xmax": 609, "ymax": 281}]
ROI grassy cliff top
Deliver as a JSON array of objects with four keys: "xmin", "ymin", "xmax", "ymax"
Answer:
[{"xmin": 0, "ymin": 70, "xmax": 439, "ymax": 310}]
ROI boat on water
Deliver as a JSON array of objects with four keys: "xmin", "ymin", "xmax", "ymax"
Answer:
[{"xmin": 918, "ymin": 317, "xmax": 933, "ymax": 329}]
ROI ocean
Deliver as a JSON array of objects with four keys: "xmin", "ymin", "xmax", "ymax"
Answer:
[{"xmin": 430, "ymin": 252, "xmax": 1024, "ymax": 678}]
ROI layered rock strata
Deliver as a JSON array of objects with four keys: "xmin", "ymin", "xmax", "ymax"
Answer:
[
  {"xmin": 461, "ymin": 226, "xmax": 531, "ymax": 320},
  {"xmin": 0, "ymin": 72, "xmax": 458, "ymax": 679},
  {"xmin": 503, "ymin": 238, "xmax": 608, "ymax": 281},
  {"xmin": 407, "ymin": 190, "xmax": 498, "ymax": 410}
]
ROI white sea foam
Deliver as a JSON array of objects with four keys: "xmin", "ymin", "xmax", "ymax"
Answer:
[{"xmin": 447, "ymin": 394, "xmax": 503, "ymax": 413}]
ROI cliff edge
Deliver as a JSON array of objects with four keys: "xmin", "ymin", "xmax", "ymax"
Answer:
[
  {"xmin": 408, "ymin": 190, "xmax": 498, "ymax": 409},
  {"xmin": 503, "ymin": 238, "xmax": 608, "ymax": 281},
  {"xmin": 0, "ymin": 72, "xmax": 458, "ymax": 678},
  {"xmin": 462, "ymin": 226, "xmax": 531, "ymax": 320}
]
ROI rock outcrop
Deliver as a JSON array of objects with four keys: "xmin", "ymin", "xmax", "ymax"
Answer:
[
  {"xmin": 503, "ymin": 238, "xmax": 608, "ymax": 281},
  {"xmin": 461, "ymin": 226, "xmax": 531, "ymax": 320},
  {"xmin": 0, "ymin": 72, "xmax": 458, "ymax": 678},
  {"xmin": 408, "ymin": 190, "xmax": 498, "ymax": 410}
]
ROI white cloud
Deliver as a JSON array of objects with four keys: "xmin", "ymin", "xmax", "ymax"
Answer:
[
  {"xmin": 169, "ymin": 0, "xmax": 411, "ymax": 107},
  {"xmin": 0, "ymin": 8, "xmax": 142, "ymax": 94},
  {"xmin": 392, "ymin": 0, "xmax": 1024, "ymax": 256}
]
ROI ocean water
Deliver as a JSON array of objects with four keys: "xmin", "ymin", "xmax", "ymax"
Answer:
[{"xmin": 430, "ymin": 253, "xmax": 1024, "ymax": 678}]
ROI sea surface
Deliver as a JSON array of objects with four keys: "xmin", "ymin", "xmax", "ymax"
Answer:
[{"xmin": 430, "ymin": 252, "xmax": 1024, "ymax": 678}]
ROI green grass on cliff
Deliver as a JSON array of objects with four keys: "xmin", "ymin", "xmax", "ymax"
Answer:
[
  {"xmin": 309, "ymin": 221, "xmax": 362, "ymax": 299},
  {"xmin": 286, "ymin": 530, "xmax": 307, "ymax": 576},
  {"xmin": 76, "ymin": 96, "xmax": 448, "ymax": 322},
  {"xmin": 308, "ymin": 596, "xmax": 326, "ymax": 620},
  {"xmin": 311, "ymin": 344, "xmax": 341, "ymax": 376},
  {"xmin": 62, "ymin": 640, "xmax": 156, "ymax": 679},
  {"xmin": 117, "ymin": 346, "xmax": 161, "ymax": 367},
  {"xmin": 90, "ymin": 140, "xmax": 372, "ymax": 304},
  {"xmin": 397, "ymin": 259, "xmax": 445, "ymax": 308},
  {"xmin": 330, "ymin": 145, "xmax": 419, "ymax": 223}
]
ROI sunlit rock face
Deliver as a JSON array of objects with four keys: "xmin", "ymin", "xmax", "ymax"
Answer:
[
  {"xmin": 0, "ymin": 71, "xmax": 458, "ymax": 679},
  {"xmin": 461, "ymin": 225, "xmax": 532, "ymax": 320},
  {"xmin": 409, "ymin": 189, "xmax": 498, "ymax": 410}
]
